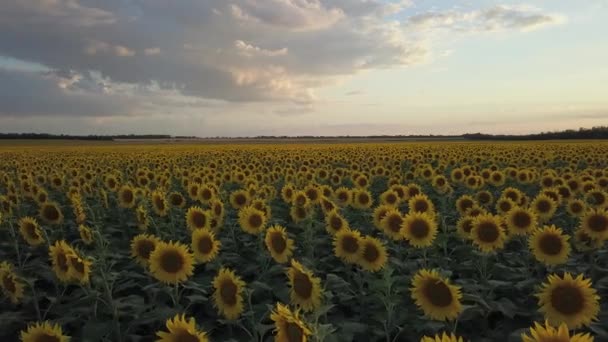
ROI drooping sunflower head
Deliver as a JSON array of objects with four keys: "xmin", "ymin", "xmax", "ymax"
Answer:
[
  {"xmin": 401, "ymin": 212, "xmax": 438, "ymax": 248},
  {"xmin": 151, "ymin": 191, "xmax": 169, "ymax": 217},
  {"xmin": 471, "ymin": 214, "xmax": 506, "ymax": 253},
  {"xmin": 529, "ymin": 225, "xmax": 571, "ymax": 266},
  {"xmin": 39, "ymin": 202, "xmax": 64, "ymax": 225},
  {"xmin": 265, "ymin": 225, "xmax": 294, "ymax": 264},
  {"xmin": 49, "ymin": 240, "xmax": 75, "ymax": 283},
  {"xmin": 18, "ymin": 216, "xmax": 45, "ymax": 246},
  {"xmin": 212, "ymin": 267, "xmax": 246, "ymax": 320},
  {"xmin": 77, "ymin": 224, "xmax": 94, "ymax": 245},
  {"xmin": 408, "ymin": 194, "xmax": 435, "ymax": 216},
  {"xmin": 156, "ymin": 314, "xmax": 209, "ymax": 342},
  {"xmin": 20, "ymin": 321, "xmax": 70, "ymax": 342},
  {"xmin": 286, "ymin": 259, "xmax": 322, "ymax": 312},
  {"xmin": 186, "ymin": 206, "xmax": 211, "ymax": 231},
  {"xmin": 380, "ymin": 208, "xmax": 405, "ymax": 241},
  {"xmin": 580, "ymin": 208, "xmax": 608, "ymax": 241},
  {"xmin": 325, "ymin": 210, "xmax": 349, "ymax": 235},
  {"xmin": 333, "ymin": 228, "xmax": 363, "ymax": 264},
  {"xmin": 410, "ymin": 269, "xmax": 463, "ymax": 321},
  {"xmin": 536, "ymin": 272, "xmax": 600, "ymax": 329},
  {"xmin": 148, "ymin": 241, "xmax": 194, "ymax": 284},
  {"xmin": 420, "ymin": 332, "xmax": 465, "ymax": 342},
  {"xmin": 357, "ymin": 236, "xmax": 388, "ymax": 272},
  {"xmin": 191, "ymin": 228, "xmax": 221, "ymax": 263},
  {"xmin": 505, "ymin": 207, "xmax": 537, "ymax": 236},
  {"xmin": 131, "ymin": 234, "xmax": 160, "ymax": 266},
  {"xmin": 67, "ymin": 252, "xmax": 92, "ymax": 285},
  {"xmin": 521, "ymin": 320, "xmax": 594, "ymax": 342},
  {"xmin": 238, "ymin": 205, "xmax": 267, "ymax": 235},
  {"xmin": 319, "ymin": 196, "xmax": 338, "ymax": 215},
  {"xmin": 270, "ymin": 303, "xmax": 312, "ymax": 342},
  {"xmin": 0, "ymin": 263, "xmax": 25, "ymax": 304}
]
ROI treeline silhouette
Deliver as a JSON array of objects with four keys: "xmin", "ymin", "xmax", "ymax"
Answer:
[
  {"xmin": 463, "ymin": 126, "xmax": 608, "ymax": 140},
  {"xmin": 0, "ymin": 133, "xmax": 172, "ymax": 140}
]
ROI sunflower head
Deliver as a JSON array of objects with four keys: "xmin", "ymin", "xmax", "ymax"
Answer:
[
  {"xmin": 151, "ymin": 191, "xmax": 169, "ymax": 217},
  {"xmin": 78, "ymin": 224, "xmax": 94, "ymax": 245},
  {"xmin": 531, "ymin": 194, "xmax": 558, "ymax": 222},
  {"xmin": 168, "ymin": 192, "xmax": 186, "ymax": 208},
  {"xmin": 401, "ymin": 212, "xmax": 438, "ymax": 248},
  {"xmin": 18, "ymin": 216, "xmax": 45, "ymax": 246},
  {"xmin": 536, "ymin": 272, "xmax": 600, "ymax": 329},
  {"xmin": 212, "ymin": 267, "xmax": 246, "ymax": 320},
  {"xmin": 238, "ymin": 205, "xmax": 267, "ymax": 234},
  {"xmin": 118, "ymin": 184, "xmax": 137, "ymax": 208},
  {"xmin": 191, "ymin": 228, "xmax": 221, "ymax": 263},
  {"xmin": 408, "ymin": 194, "xmax": 435, "ymax": 215},
  {"xmin": 580, "ymin": 208, "xmax": 608, "ymax": 241},
  {"xmin": 334, "ymin": 187, "xmax": 352, "ymax": 207},
  {"xmin": 521, "ymin": 320, "xmax": 594, "ymax": 342},
  {"xmin": 39, "ymin": 202, "xmax": 64, "ymax": 225},
  {"xmin": 286, "ymin": 259, "xmax": 322, "ymax": 312},
  {"xmin": 156, "ymin": 314, "xmax": 208, "ymax": 342},
  {"xmin": 333, "ymin": 228, "xmax": 363, "ymax": 264},
  {"xmin": 351, "ymin": 189, "xmax": 373, "ymax": 209},
  {"xmin": 49, "ymin": 240, "xmax": 75, "ymax": 283},
  {"xmin": 456, "ymin": 216, "xmax": 475, "ymax": 240},
  {"xmin": 380, "ymin": 209, "xmax": 405, "ymax": 241},
  {"xmin": 421, "ymin": 332, "xmax": 464, "ymax": 342},
  {"xmin": 357, "ymin": 236, "xmax": 388, "ymax": 272},
  {"xmin": 1, "ymin": 263, "xmax": 25, "ymax": 304},
  {"xmin": 411, "ymin": 269, "xmax": 462, "ymax": 321},
  {"xmin": 20, "ymin": 321, "xmax": 70, "ymax": 342},
  {"xmin": 148, "ymin": 241, "xmax": 194, "ymax": 284},
  {"xmin": 529, "ymin": 225, "xmax": 571, "ymax": 266},
  {"xmin": 471, "ymin": 214, "xmax": 506, "ymax": 253},
  {"xmin": 270, "ymin": 303, "xmax": 312, "ymax": 342},
  {"xmin": 325, "ymin": 210, "xmax": 349, "ymax": 235},
  {"xmin": 456, "ymin": 195, "xmax": 476, "ymax": 215},
  {"xmin": 265, "ymin": 225, "xmax": 295, "ymax": 264},
  {"xmin": 186, "ymin": 206, "xmax": 211, "ymax": 231},
  {"xmin": 505, "ymin": 207, "xmax": 537, "ymax": 236}
]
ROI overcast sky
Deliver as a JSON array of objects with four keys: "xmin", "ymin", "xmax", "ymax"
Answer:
[{"xmin": 1, "ymin": 0, "xmax": 607, "ymax": 136}]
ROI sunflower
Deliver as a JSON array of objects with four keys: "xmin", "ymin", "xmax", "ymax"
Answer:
[
  {"xmin": 408, "ymin": 194, "xmax": 435, "ymax": 215},
  {"xmin": 304, "ymin": 185, "xmax": 321, "ymax": 204},
  {"xmin": 151, "ymin": 191, "xmax": 169, "ymax": 217},
  {"xmin": 536, "ymin": 272, "xmax": 600, "ymax": 329},
  {"xmin": 531, "ymin": 195, "xmax": 558, "ymax": 222},
  {"xmin": 168, "ymin": 192, "xmax": 186, "ymax": 208},
  {"xmin": 456, "ymin": 216, "xmax": 475, "ymax": 239},
  {"xmin": 464, "ymin": 204, "xmax": 487, "ymax": 218},
  {"xmin": 325, "ymin": 210, "xmax": 349, "ymax": 235},
  {"xmin": 49, "ymin": 240, "xmax": 75, "ymax": 283},
  {"xmin": 529, "ymin": 225, "xmax": 571, "ymax": 266},
  {"xmin": 290, "ymin": 205, "xmax": 310, "ymax": 224},
  {"xmin": 281, "ymin": 184, "xmax": 296, "ymax": 204},
  {"xmin": 230, "ymin": 189, "xmax": 251, "ymax": 209},
  {"xmin": 574, "ymin": 227, "xmax": 604, "ymax": 251},
  {"xmin": 521, "ymin": 320, "xmax": 594, "ymax": 342},
  {"xmin": 475, "ymin": 190, "xmax": 494, "ymax": 207},
  {"xmin": 0, "ymin": 262, "xmax": 25, "ymax": 304},
  {"xmin": 319, "ymin": 197, "xmax": 337, "ymax": 215},
  {"xmin": 401, "ymin": 212, "xmax": 438, "ymax": 248},
  {"xmin": 136, "ymin": 205, "xmax": 150, "ymax": 230},
  {"xmin": 351, "ymin": 189, "xmax": 373, "ymax": 209},
  {"xmin": 380, "ymin": 209, "xmax": 405, "ymax": 241},
  {"xmin": 210, "ymin": 199, "xmax": 225, "ymax": 220},
  {"xmin": 265, "ymin": 225, "xmax": 295, "ymax": 264},
  {"xmin": 18, "ymin": 216, "xmax": 45, "ymax": 246},
  {"xmin": 373, "ymin": 204, "xmax": 395, "ymax": 230},
  {"xmin": 20, "ymin": 321, "xmax": 70, "ymax": 342},
  {"xmin": 67, "ymin": 253, "xmax": 92, "ymax": 285},
  {"xmin": 78, "ymin": 225, "xmax": 94, "ymax": 245},
  {"xmin": 495, "ymin": 197, "xmax": 517, "ymax": 215},
  {"xmin": 270, "ymin": 302, "xmax": 312, "ymax": 342},
  {"xmin": 252, "ymin": 199, "xmax": 272, "ymax": 219},
  {"xmin": 149, "ymin": 241, "xmax": 194, "ymax": 284},
  {"xmin": 334, "ymin": 187, "xmax": 352, "ymax": 207},
  {"xmin": 189, "ymin": 228, "xmax": 221, "ymax": 263},
  {"xmin": 286, "ymin": 259, "xmax": 322, "ymax": 312},
  {"xmin": 580, "ymin": 208, "xmax": 608, "ymax": 241},
  {"xmin": 470, "ymin": 214, "xmax": 506, "ymax": 253},
  {"xmin": 156, "ymin": 314, "xmax": 208, "ymax": 342},
  {"xmin": 358, "ymin": 236, "xmax": 388, "ymax": 272},
  {"xmin": 456, "ymin": 195, "xmax": 476, "ymax": 215},
  {"xmin": 380, "ymin": 190, "xmax": 401, "ymax": 206},
  {"xmin": 421, "ymin": 332, "xmax": 464, "ymax": 342},
  {"xmin": 585, "ymin": 189, "xmax": 608, "ymax": 209},
  {"xmin": 566, "ymin": 199, "xmax": 587, "ymax": 218},
  {"xmin": 212, "ymin": 267, "xmax": 246, "ymax": 320},
  {"xmin": 333, "ymin": 228, "xmax": 363, "ymax": 264},
  {"xmin": 238, "ymin": 205, "xmax": 267, "ymax": 235},
  {"xmin": 186, "ymin": 206, "xmax": 211, "ymax": 231},
  {"xmin": 39, "ymin": 201, "xmax": 64, "ymax": 225},
  {"xmin": 118, "ymin": 184, "xmax": 137, "ymax": 209},
  {"xmin": 131, "ymin": 234, "xmax": 160, "ymax": 266},
  {"xmin": 504, "ymin": 207, "xmax": 537, "ymax": 236},
  {"xmin": 410, "ymin": 269, "xmax": 462, "ymax": 321},
  {"xmin": 198, "ymin": 185, "xmax": 215, "ymax": 204}
]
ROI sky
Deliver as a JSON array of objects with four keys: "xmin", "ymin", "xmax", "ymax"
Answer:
[{"xmin": 0, "ymin": 0, "xmax": 607, "ymax": 137}]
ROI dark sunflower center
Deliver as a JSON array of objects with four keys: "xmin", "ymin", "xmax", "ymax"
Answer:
[
  {"xmin": 197, "ymin": 236, "xmax": 213, "ymax": 254},
  {"xmin": 155, "ymin": 198, "xmax": 165, "ymax": 211},
  {"xmin": 459, "ymin": 199, "xmax": 473, "ymax": 212},
  {"xmin": 570, "ymin": 202, "xmax": 583, "ymax": 213},
  {"xmin": 462, "ymin": 219, "xmax": 473, "ymax": 233},
  {"xmin": 330, "ymin": 216, "xmax": 343, "ymax": 230},
  {"xmin": 423, "ymin": 280, "xmax": 453, "ymax": 307},
  {"xmin": 386, "ymin": 194, "xmax": 397, "ymax": 204},
  {"xmin": 539, "ymin": 234, "xmax": 563, "ymax": 255},
  {"xmin": 137, "ymin": 240, "xmax": 156, "ymax": 260},
  {"xmin": 174, "ymin": 329, "xmax": 200, "ymax": 342},
  {"xmin": 24, "ymin": 222, "xmax": 40, "ymax": 239},
  {"xmin": 70, "ymin": 257, "xmax": 86, "ymax": 274},
  {"xmin": 220, "ymin": 280, "xmax": 238, "ymax": 306},
  {"xmin": 410, "ymin": 219, "xmax": 430, "ymax": 238},
  {"xmin": 201, "ymin": 189, "xmax": 212, "ymax": 200},
  {"xmin": 286, "ymin": 322, "xmax": 304, "ymax": 342},
  {"xmin": 295, "ymin": 207, "xmax": 307, "ymax": 218},
  {"xmin": 34, "ymin": 333, "xmax": 60, "ymax": 342},
  {"xmin": 358, "ymin": 193, "xmax": 370, "ymax": 205},
  {"xmin": 536, "ymin": 200, "xmax": 551, "ymax": 213},
  {"xmin": 295, "ymin": 196, "xmax": 307, "ymax": 207},
  {"xmin": 2, "ymin": 274, "xmax": 16, "ymax": 293},
  {"xmin": 170, "ymin": 194, "xmax": 183, "ymax": 206},
  {"xmin": 363, "ymin": 243, "xmax": 379, "ymax": 262},
  {"xmin": 57, "ymin": 252, "xmax": 69, "ymax": 272},
  {"xmin": 191, "ymin": 212, "xmax": 207, "ymax": 228},
  {"xmin": 499, "ymin": 201, "xmax": 512, "ymax": 213},
  {"xmin": 387, "ymin": 215, "xmax": 402, "ymax": 233},
  {"xmin": 588, "ymin": 214, "xmax": 608, "ymax": 232},
  {"xmin": 38, "ymin": 193, "xmax": 47, "ymax": 202},
  {"xmin": 513, "ymin": 211, "xmax": 531, "ymax": 229},
  {"xmin": 550, "ymin": 285, "xmax": 584, "ymax": 315},
  {"xmin": 43, "ymin": 205, "xmax": 60, "ymax": 221},
  {"xmin": 160, "ymin": 250, "xmax": 184, "ymax": 273},
  {"xmin": 122, "ymin": 190, "xmax": 134, "ymax": 203},
  {"xmin": 306, "ymin": 189, "xmax": 318, "ymax": 201},
  {"xmin": 477, "ymin": 222, "xmax": 499, "ymax": 243},
  {"xmin": 413, "ymin": 200, "xmax": 428, "ymax": 213},
  {"xmin": 341, "ymin": 236, "xmax": 359, "ymax": 254},
  {"xmin": 293, "ymin": 271, "xmax": 313, "ymax": 299},
  {"xmin": 270, "ymin": 233, "xmax": 287, "ymax": 253},
  {"xmin": 214, "ymin": 204, "xmax": 222, "ymax": 216},
  {"xmin": 248, "ymin": 214, "xmax": 262, "ymax": 228},
  {"xmin": 478, "ymin": 193, "xmax": 490, "ymax": 204},
  {"xmin": 235, "ymin": 194, "xmax": 246, "ymax": 206}
]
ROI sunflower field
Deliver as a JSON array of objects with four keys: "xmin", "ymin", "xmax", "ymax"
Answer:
[{"xmin": 1, "ymin": 141, "xmax": 607, "ymax": 342}]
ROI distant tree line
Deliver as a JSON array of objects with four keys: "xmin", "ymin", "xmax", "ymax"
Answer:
[
  {"xmin": 463, "ymin": 126, "xmax": 608, "ymax": 140},
  {"xmin": 0, "ymin": 133, "xmax": 172, "ymax": 140}
]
